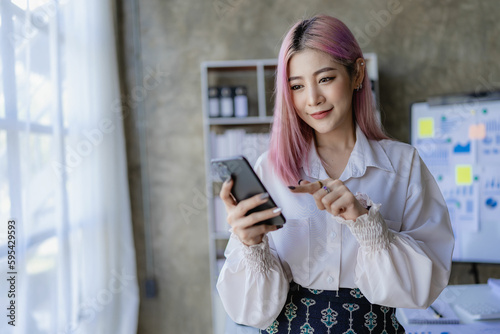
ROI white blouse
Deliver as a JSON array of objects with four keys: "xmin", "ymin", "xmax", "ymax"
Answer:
[{"xmin": 216, "ymin": 125, "xmax": 455, "ymax": 329}]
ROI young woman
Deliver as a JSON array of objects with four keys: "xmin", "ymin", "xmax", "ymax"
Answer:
[{"xmin": 217, "ymin": 15, "xmax": 454, "ymax": 333}]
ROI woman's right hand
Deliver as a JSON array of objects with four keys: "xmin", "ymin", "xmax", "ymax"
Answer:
[{"xmin": 220, "ymin": 177, "xmax": 282, "ymax": 246}]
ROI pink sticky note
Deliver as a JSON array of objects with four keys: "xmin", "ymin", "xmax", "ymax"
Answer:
[{"xmin": 469, "ymin": 123, "xmax": 486, "ymax": 140}]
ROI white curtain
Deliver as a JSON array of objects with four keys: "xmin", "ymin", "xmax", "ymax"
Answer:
[{"xmin": 0, "ymin": 0, "xmax": 139, "ymax": 333}]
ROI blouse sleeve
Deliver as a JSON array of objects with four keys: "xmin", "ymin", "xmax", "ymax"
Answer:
[
  {"xmin": 216, "ymin": 153, "xmax": 290, "ymax": 329},
  {"xmin": 216, "ymin": 232, "xmax": 289, "ymax": 329},
  {"xmin": 335, "ymin": 149, "xmax": 454, "ymax": 309}
]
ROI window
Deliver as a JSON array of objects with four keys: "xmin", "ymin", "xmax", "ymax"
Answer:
[{"xmin": 1, "ymin": 1, "xmax": 139, "ymax": 332}]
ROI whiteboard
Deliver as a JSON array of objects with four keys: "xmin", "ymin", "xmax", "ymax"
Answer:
[{"xmin": 410, "ymin": 94, "xmax": 500, "ymax": 263}]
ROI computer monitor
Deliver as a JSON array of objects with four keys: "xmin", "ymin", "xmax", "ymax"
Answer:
[{"xmin": 410, "ymin": 92, "xmax": 500, "ymax": 263}]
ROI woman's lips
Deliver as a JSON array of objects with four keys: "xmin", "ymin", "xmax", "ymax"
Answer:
[{"xmin": 310, "ymin": 108, "xmax": 333, "ymax": 119}]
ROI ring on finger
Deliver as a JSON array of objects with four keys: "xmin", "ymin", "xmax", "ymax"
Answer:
[{"xmin": 323, "ymin": 186, "xmax": 331, "ymax": 194}]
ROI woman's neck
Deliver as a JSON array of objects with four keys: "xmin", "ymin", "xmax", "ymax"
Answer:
[
  {"xmin": 314, "ymin": 122, "xmax": 356, "ymax": 179},
  {"xmin": 314, "ymin": 122, "xmax": 356, "ymax": 152}
]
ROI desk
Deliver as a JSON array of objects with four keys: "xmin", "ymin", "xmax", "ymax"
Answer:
[{"xmin": 397, "ymin": 284, "xmax": 500, "ymax": 334}]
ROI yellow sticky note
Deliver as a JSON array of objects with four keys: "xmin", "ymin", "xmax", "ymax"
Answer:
[
  {"xmin": 418, "ymin": 117, "xmax": 434, "ymax": 138},
  {"xmin": 456, "ymin": 165, "xmax": 472, "ymax": 185}
]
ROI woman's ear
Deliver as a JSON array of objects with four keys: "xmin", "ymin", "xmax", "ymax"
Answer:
[{"xmin": 353, "ymin": 58, "xmax": 365, "ymax": 90}]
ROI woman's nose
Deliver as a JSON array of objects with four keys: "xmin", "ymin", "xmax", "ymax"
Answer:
[{"xmin": 306, "ymin": 86, "xmax": 324, "ymax": 106}]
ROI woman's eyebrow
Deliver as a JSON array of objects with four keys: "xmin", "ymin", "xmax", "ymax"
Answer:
[{"xmin": 288, "ymin": 67, "xmax": 338, "ymax": 82}]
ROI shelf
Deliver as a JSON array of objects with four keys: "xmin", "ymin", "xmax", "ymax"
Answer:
[
  {"xmin": 201, "ymin": 59, "xmax": 279, "ymax": 334},
  {"xmin": 208, "ymin": 116, "xmax": 274, "ymax": 125}
]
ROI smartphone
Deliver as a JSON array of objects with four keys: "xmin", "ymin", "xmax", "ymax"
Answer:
[{"xmin": 211, "ymin": 155, "xmax": 286, "ymax": 226}]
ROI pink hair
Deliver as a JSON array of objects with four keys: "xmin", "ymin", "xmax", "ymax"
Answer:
[{"xmin": 269, "ymin": 15, "xmax": 389, "ymax": 184}]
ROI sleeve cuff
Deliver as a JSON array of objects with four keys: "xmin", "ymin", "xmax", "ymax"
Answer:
[
  {"xmin": 229, "ymin": 232, "xmax": 275, "ymax": 273},
  {"xmin": 332, "ymin": 193, "xmax": 394, "ymax": 252}
]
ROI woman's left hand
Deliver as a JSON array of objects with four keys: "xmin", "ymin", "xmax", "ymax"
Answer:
[{"xmin": 289, "ymin": 179, "xmax": 368, "ymax": 221}]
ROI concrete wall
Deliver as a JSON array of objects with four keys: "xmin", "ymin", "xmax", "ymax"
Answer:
[{"xmin": 117, "ymin": 0, "xmax": 500, "ymax": 333}]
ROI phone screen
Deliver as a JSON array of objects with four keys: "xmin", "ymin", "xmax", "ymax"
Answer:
[{"xmin": 211, "ymin": 156, "xmax": 285, "ymax": 226}]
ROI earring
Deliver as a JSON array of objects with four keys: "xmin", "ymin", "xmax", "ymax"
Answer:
[{"xmin": 361, "ymin": 62, "xmax": 364, "ymax": 66}]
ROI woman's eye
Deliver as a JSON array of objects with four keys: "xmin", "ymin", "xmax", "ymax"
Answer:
[
  {"xmin": 319, "ymin": 77, "xmax": 335, "ymax": 83},
  {"xmin": 290, "ymin": 85, "xmax": 302, "ymax": 91}
]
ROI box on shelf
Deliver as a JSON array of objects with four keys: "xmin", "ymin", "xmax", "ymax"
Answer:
[{"xmin": 210, "ymin": 129, "xmax": 270, "ymax": 168}]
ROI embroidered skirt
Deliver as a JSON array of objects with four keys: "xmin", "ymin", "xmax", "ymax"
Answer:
[{"xmin": 259, "ymin": 282, "xmax": 405, "ymax": 334}]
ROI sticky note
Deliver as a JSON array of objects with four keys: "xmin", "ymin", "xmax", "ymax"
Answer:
[
  {"xmin": 456, "ymin": 165, "xmax": 472, "ymax": 185},
  {"xmin": 418, "ymin": 117, "xmax": 434, "ymax": 138},
  {"xmin": 469, "ymin": 123, "xmax": 486, "ymax": 140}
]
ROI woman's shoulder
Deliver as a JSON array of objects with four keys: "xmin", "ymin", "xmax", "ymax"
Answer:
[
  {"xmin": 253, "ymin": 150, "xmax": 288, "ymax": 190},
  {"xmin": 373, "ymin": 139, "xmax": 423, "ymax": 176},
  {"xmin": 376, "ymin": 138, "xmax": 418, "ymax": 158},
  {"xmin": 254, "ymin": 150, "xmax": 270, "ymax": 170},
  {"xmin": 253, "ymin": 151, "xmax": 275, "ymax": 181}
]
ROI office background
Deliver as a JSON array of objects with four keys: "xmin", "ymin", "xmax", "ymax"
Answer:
[{"xmin": 117, "ymin": 0, "xmax": 500, "ymax": 333}]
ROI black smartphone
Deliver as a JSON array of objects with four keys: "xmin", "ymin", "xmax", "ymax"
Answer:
[{"xmin": 211, "ymin": 155, "xmax": 286, "ymax": 226}]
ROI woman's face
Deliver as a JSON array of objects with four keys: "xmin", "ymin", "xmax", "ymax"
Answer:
[{"xmin": 288, "ymin": 48, "xmax": 356, "ymax": 135}]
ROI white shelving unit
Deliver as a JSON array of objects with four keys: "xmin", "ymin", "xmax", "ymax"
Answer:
[
  {"xmin": 201, "ymin": 59, "xmax": 278, "ymax": 334},
  {"xmin": 201, "ymin": 54, "xmax": 379, "ymax": 334}
]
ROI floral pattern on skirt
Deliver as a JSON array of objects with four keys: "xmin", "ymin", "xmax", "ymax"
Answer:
[{"xmin": 259, "ymin": 282, "xmax": 405, "ymax": 334}]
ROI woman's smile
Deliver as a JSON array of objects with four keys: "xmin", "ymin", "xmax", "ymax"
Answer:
[{"xmin": 309, "ymin": 107, "xmax": 333, "ymax": 119}]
